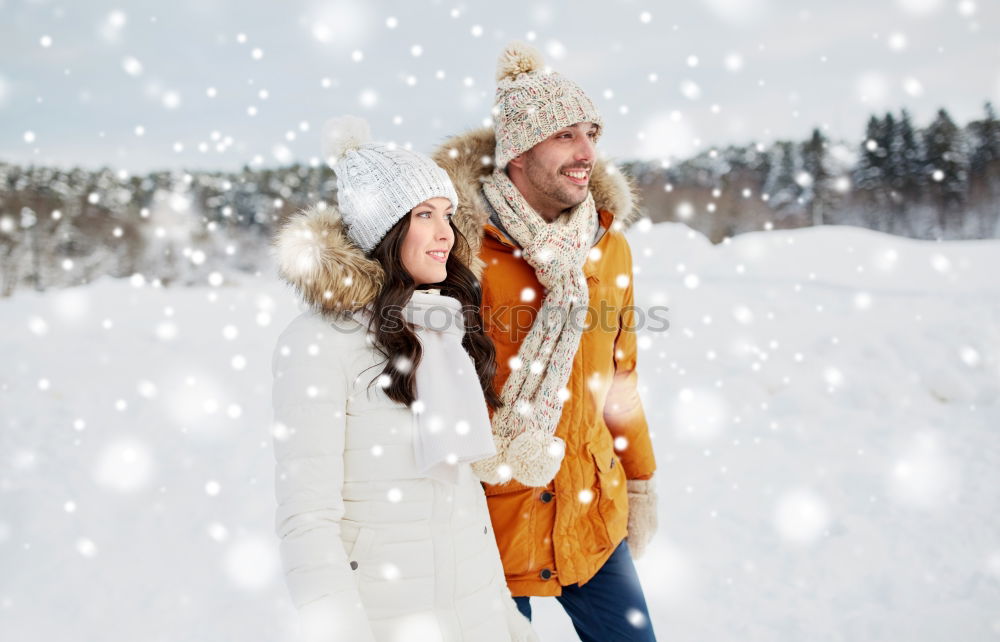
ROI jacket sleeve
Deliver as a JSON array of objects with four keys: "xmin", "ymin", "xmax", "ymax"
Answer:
[
  {"xmin": 271, "ymin": 317, "xmax": 377, "ymax": 642},
  {"xmin": 603, "ymin": 240, "xmax": 657, "ymax": 481}
]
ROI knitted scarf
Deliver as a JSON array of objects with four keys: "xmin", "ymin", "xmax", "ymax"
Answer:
[{"xmin": 471, "ymin": 167, "xmax": 597, "ymax": 487}]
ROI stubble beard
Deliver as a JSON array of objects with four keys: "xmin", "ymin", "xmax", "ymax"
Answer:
[{"xmin": 522, "ymin": 152, "xmax": 590, "ymax": 216}]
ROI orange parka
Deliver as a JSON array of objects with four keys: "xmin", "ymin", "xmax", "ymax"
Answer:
[{"xmin": 433, "ymin": 129, "xmax": 657, "ymax": 596}]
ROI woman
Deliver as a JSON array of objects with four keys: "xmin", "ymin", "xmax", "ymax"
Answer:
[{"xmin": 270, "ymin": 116, "xmax": 537, "ymax": 642}]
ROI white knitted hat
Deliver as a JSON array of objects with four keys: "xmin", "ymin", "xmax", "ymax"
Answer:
[
  {"xmin": 322, "ymin": 116, "xmax": 459, "ymax": 254},
  {"xmin": 492, "ymin": 42, "xmax": 604, "ymax": 170}
]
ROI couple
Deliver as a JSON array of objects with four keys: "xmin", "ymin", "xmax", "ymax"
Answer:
[{"xmin": 270, "ymin": 42, "xmax": 658, "ymax": 642}]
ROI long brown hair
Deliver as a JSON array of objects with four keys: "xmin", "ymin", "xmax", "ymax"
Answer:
[{"xmin": 365, "ymin": 213, "xmax": 503, "ymax": 411}]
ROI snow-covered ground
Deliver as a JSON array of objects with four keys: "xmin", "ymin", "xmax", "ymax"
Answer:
[{"xmin": 2, "ymin": 222, "xmax": 999, "ymax": 641}]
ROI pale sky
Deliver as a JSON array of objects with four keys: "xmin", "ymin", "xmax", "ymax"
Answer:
[{"xmin": 1, "ymin": 0, "xmax": 998, "ymax": 173}]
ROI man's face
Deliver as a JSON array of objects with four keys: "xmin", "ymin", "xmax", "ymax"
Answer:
[{"xmin": 510, "ymin": 122, "xmax": 599, "ymax": 215}]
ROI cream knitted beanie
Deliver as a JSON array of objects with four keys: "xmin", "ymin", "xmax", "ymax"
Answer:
[
  {"xmin": 492, "ymin": 42, "xmax": 604, "ymax": 170},
  {"xmin": 322, "ymin": 116, "xmax": 459, "ymax": 253}
]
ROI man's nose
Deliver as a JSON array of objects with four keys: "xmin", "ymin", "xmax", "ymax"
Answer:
[{"xmin": 575, "ymin": 135, "xmax": 595, "ymax": 162}]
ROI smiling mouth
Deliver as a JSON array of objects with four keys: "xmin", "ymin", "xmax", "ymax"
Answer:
[
  {"xmin": 426, "ymin": 250, "xmax": 448, "ymax": 263},
  {"xmin": 561, "ymin": 168, "xmax": 590, "ymax": 186}
]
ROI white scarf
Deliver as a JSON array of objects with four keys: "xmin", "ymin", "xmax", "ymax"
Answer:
[
  {"xmin": 403, "ymin": 290, "xmax": 496, "ymax": 484},
  {"xmin": 351, "ymin": 291, "xmax": 495, "ymax": 483}
]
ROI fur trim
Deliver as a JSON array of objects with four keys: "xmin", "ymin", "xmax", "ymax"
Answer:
[
  {"xmin": 496, "ymin": 41, "xmax": 544, "ymax": 82},
  {"xmin": 625, "ymin": 477, "xmax": 658, "ymax": 560},
  {"xmin": 432, "ymin": 127, "xmax": 641, "ymax": 245},
  {"xmin": 271, "ymin": 204, "xmax": 383, "ymax": 313}
]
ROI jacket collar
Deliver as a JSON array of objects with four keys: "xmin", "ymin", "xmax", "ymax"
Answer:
[{"xmin": 481, "ymin": 209, "xmax": 615, "ymax": 284}]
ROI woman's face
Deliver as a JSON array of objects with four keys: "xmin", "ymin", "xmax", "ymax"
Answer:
[{"xmin": 401, "ymin": 197, "xmax": 455, "ymax": 285}]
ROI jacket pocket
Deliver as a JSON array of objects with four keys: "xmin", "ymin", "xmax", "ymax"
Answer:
[{"xmin": 588, "ymin": 443, "xmax": 629, "ymax": 544}]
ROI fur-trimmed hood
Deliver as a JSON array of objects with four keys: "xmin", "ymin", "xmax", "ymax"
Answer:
[
  {"xmin": 431, "ymin": 126, "xmax": 641, "ymax": 257},
  {"xmin": 272, "ymin": 204, "xmax": 384, "ymax": 313}
]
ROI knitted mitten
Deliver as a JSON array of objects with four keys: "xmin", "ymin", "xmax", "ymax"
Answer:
[{"xmin": 625, "ymin": 477, "xmax": 658, "ymax": 560}]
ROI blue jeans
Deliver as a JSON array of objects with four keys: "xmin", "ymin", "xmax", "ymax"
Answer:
[{"xmin": 513, "ymin": 538, "xmax": 656, "ymax": 642}]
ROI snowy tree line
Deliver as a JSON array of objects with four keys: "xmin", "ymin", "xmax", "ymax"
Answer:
[
  {"xmin": 0, "ymin": 163, "xmax": 334, "ymax": 296},
  {"xmin": 627, "ymin": 103, "xmax": 1000, "ymax": 243},
  {"xmin": 1, "ymin": 104, "xmax": 999, "ymax": 296}
]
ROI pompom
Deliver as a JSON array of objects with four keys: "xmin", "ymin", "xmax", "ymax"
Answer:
[
  {"xmin": 471, "ymin": 451, "xmax": 510, "ymax": 486},
  {"xmin": 495, "ymin": 41, "xmax": 543, "ymax": 82},
  {"xmin": 508, "ymin": 431, "xmax": 564, "ymax": 487},
  {"xmin": 321, "ymin": 115, "xmax": 370, "ymax": 166},
  {"xmin": 471, "ymin": 434, "xmax": 512, "ymax": 485}
]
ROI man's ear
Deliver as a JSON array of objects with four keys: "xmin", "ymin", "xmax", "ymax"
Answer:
[{"xmin": 507, "ymin": 153, "xmax": 525, "ymax": 171}]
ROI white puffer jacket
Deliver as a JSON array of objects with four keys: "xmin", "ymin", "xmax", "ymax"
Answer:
[{"xmin": 270, "ymin": 204, "xmax": 537, "ymax": 642}]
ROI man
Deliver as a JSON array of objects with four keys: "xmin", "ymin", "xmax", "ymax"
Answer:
[{"xmin": 433, "ymin": 42, "xmax": 658, "ymax": 641}]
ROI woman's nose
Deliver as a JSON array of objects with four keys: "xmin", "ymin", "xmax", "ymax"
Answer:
[{"xmin": 437, "ymin": 218, "xmax": 454, "ymax": 243}]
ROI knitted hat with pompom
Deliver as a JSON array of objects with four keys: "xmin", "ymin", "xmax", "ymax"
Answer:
[
  {"xmin": 321, "ymin": 115, "xmax": 459, "ymax": 254},
  {"xmin": 492, "ymin": 42, "xmax": 604, "ymax": 170}
]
